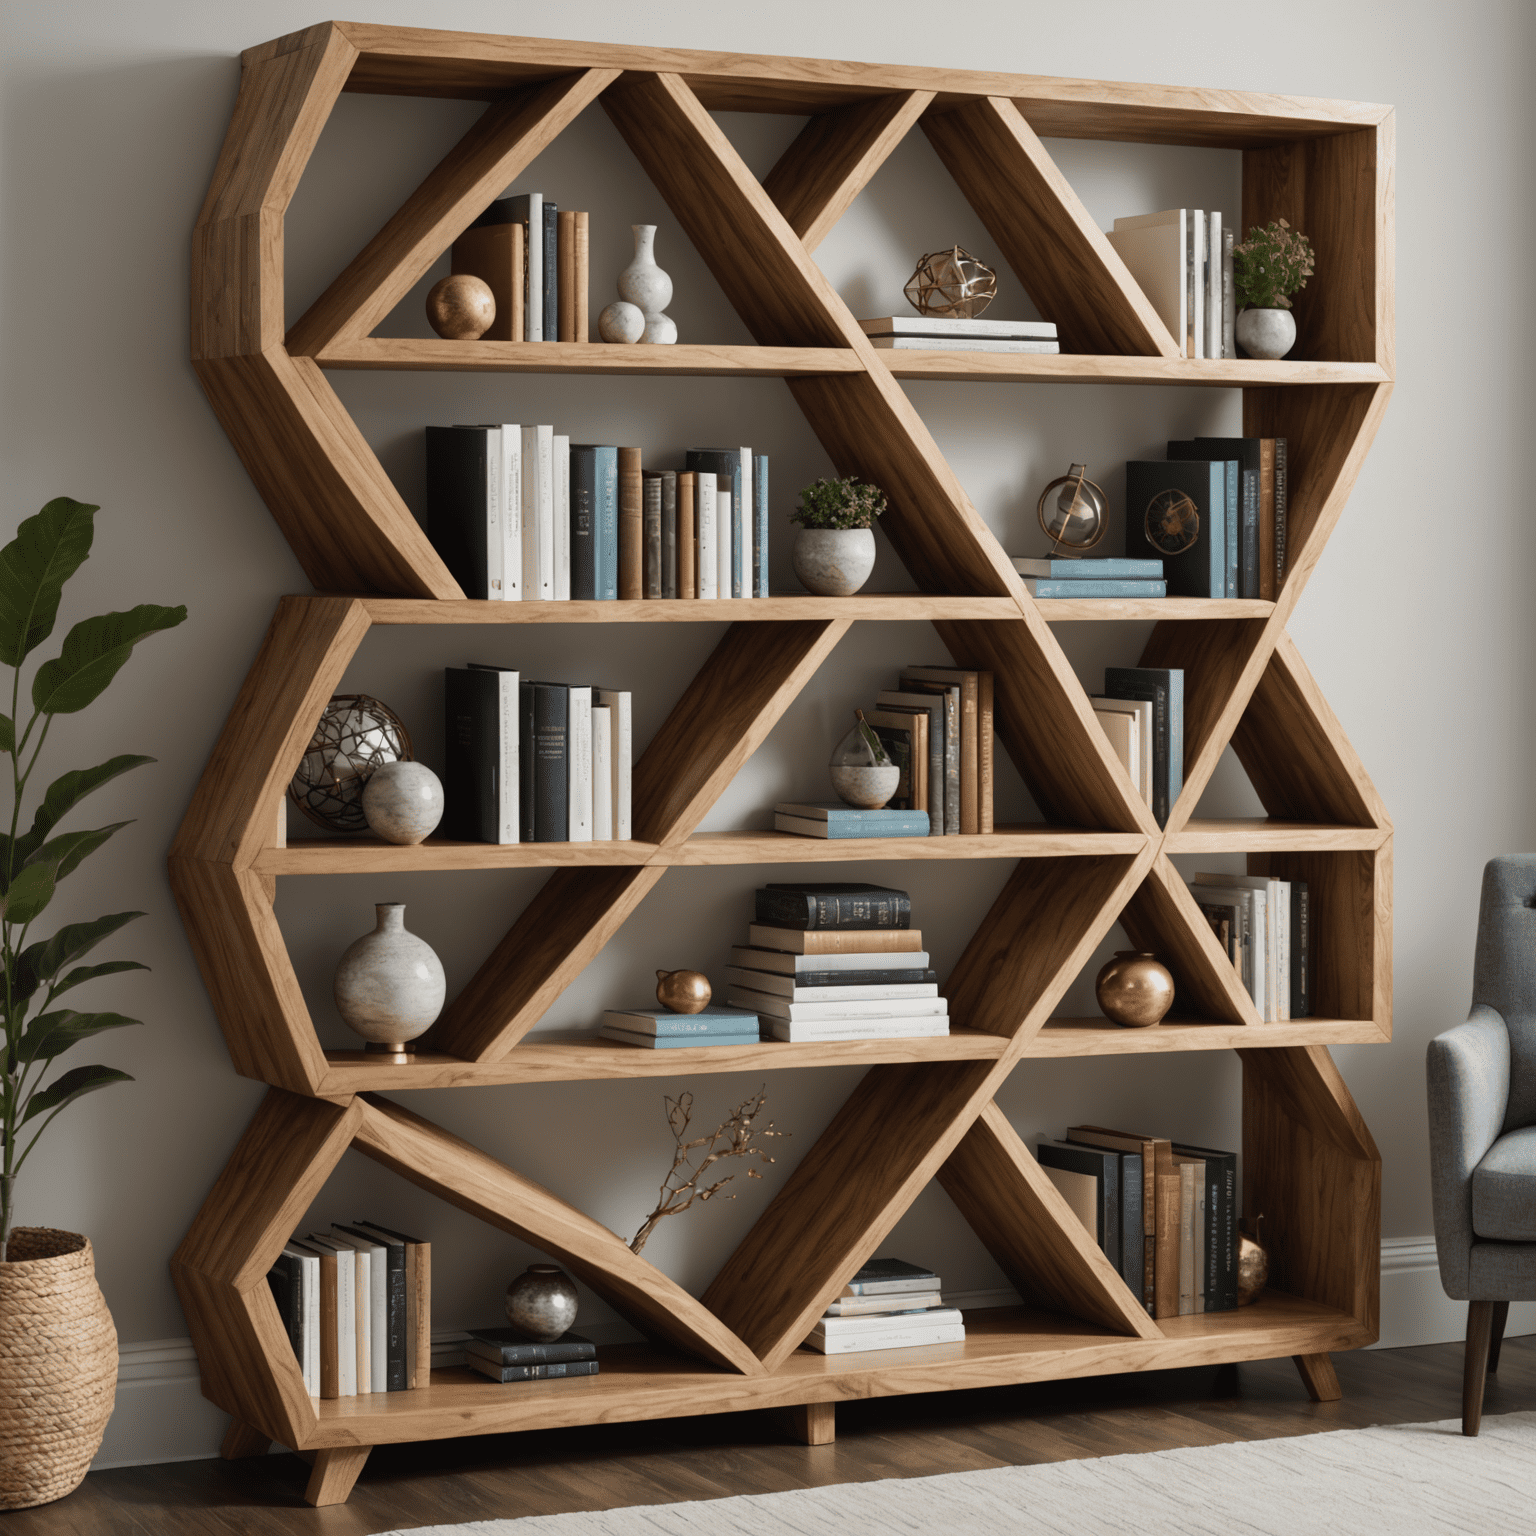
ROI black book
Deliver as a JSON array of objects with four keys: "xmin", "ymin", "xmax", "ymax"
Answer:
[
  {"xmin": 518, "ymin": 681, "xmax": 537, "ymax": 843},
  {"xmin": 443, "ymin": 667, "xmax": 501, "ymax": 842},
  {"xmin": 1105, "ymin": 667, "xmax": 1183, "ymax": 830},
  {"xmin": 755, "ymin": 883, "xmax": 911, "ymax": 931},
  {"xmin": 1167, "ymin": 442, "xmax": 1237, "ymax": 598},
  {"xmin": 266, "ymin": 1252, "xmax": 303, "ymax": 1367},
  {"xmin": 1274, "ymin": 437, "xmax": 1289, "ymax": 589},
  {"xmin": 1037, "ymin": 1141, "xmax": 1119, "ymax": 1272},
  {"xmin": 1120, "ymin": 1152, "xmax": 1144, "ymax": 1299},
  {"xmin": 468, "ymin": 1357, "xmax": 599, "ymax": 1384},
  {"xmin": 464, "ymin": 1328, "xmax": 596, "ymax": 1366},
  {"xmin": 342, "ymin": 1222, "xmax": 406, "ymax": 1389},
  {"xmin": 570, "ymin": 445, "xmax": 598, "ymax": 600},
  {"xmin": 542, "ymin": 201, "xmax": 559, "ymax": 342},
  {"xmin": 531, "ymin": 682, "xmax": 569, "ymax": 841},
  {"xmin": 1190, "ymin": 437, "xmax": 1264, "ymax": 600},
  {"xmin": 794, "ymin": 968, "xmax": 936, "ymax": 988},
  {"xmin": 425, "ymin": 426, "xmax": 492, "ymax": 600},
  {"xmin": 1291, "ymin": 879, "xmax": 1310, "ymax": 1018},
  {"xmin": 1124, "ymin": 459, "xmax": 1225, "ymax": 598},
  {"xmin": 1171, "ymin": 1143, "xmax": 1237, "ymax": 1311}
]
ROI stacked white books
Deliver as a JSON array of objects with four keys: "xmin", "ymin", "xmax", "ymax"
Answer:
[
  {"xmin": 857, "ymin": 316, "xmax": 1059, "ymax": 354},
  {"xmin": 1105, "ymin": 209, "xmax": 1234, "ymax": 359},
  {"xmin": 805, "ymin": 1259, "xmax": 964, "ymax": 1354}
]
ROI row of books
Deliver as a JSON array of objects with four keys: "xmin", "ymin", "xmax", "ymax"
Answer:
[
  {"xmin": 806, "ymin": 1259, "xmax": 963, "ymax": 1354},
  {"xmin": 1189, "ymin": 871, "xmax": 1311, "ymax": 1020},
  {"xmin": 857, "ymin": 316, "xmax": 1059, "ymax": 355},
  {"xmin": 268, "ymin": 1221, "xmax": 430, "ymax": 1398},
  {"xmin": 451, "ymin": 193, "xmax": 588, "ymax": 344},
  {"xmin": 1126, "ymin": 436, "xmax": 1290, "ymax": 599},
  {"xmin": 1039, "ymin": 1126, "xmax": 1239, "ymax": 1318},
  {"xmin": 444, "ymin": 668, "xmax": 631, "ymax": 843},
  {"xmin": 460, "ymin": 1327, "xmax": 599, "ymax": 1384},
  {"xmin": 1107, "ymin": 209, "xmax": 1233, "ymax": 360},
  {"xmin": 426, "ymin": 430, "xmax": 769, "ymax": 603},
  {"xmin": 1089, "ymin": 666, "xmax": 1184, "ymax": 830},
  {"xmin": 1012, "ymin": 555, "xmax": 1167, "ymax": 601}
]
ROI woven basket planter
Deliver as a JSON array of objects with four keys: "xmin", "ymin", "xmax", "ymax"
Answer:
[{"xmin": 0, "ymin": 1228, "xmax": 117, "ymax": 1509}]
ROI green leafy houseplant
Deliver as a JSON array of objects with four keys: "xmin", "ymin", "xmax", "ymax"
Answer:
[
  {"xmin": 790, "ymin": 476, "xmax": 888, "ymax": 531},
  {"xmin": 0, "ymin": 498, "xmax": 186, "ymax": 1259},
  {"xmin": 1232, "ymin": 218, "xmax": 1316, "ymax": 310}
]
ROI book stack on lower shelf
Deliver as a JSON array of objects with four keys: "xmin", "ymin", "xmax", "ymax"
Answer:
[
  {"xmin": 806, "ymin": 1259, "xmax": 964, "ymax": 1354},
  {"xmin": 1040, "ymin": 1127, "xmax": 1237, "ymax": 1319},
  {"xmin": 270, "ymin": 1222, "xmax": 431, "ymax": 1398},
  {"xmin": 598, "ymin": 1003, "xmax": 762, "ymax": 1050},
  {"xmin": 462, "ymin": 1328, "xmax": 599, "ymax": 1384},
  {"xmin": 1011, "ymin": 556, "xmax": 1166, "ymax": 601},
  {"xmin": 772, "ymin": 801, "xmax": 929, "ymax": 839},
  {"xmin": 727, "ymin": 883, "xmax": 947, "ymax": 1044},
  {"xmin": 1189, "ymin": 871, "xmax": 1310, "ymax": 1020}
]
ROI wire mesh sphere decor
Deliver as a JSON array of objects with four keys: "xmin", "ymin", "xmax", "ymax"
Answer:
[
  {"xmin": 903, "ymin": 246, "xmax": 998, "ymax": 319},
  {"xmin": 289, "ymin": 694, "xmax": 413, "ymax": 832}
]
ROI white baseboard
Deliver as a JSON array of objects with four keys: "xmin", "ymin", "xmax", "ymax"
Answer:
[{"xmin": 92, "ymin": 1239, "xmax": 1535, "ymax": 1471}]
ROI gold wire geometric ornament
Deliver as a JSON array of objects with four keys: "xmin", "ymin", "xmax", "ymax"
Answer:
[
  {"xmin": 288, "ymin": 693, "xmax": 413, "ymax": 832},
  {"xmin": 903, "ymin": 246, "xmax": 998, "ymax": 319},
  {"xmin": 1036, "ymin": 463, "xmax": 1109, "ymax": 554},
  {"xmin": 1142, "ymin": 488, "xmax": 1201, "ymax": 556}
]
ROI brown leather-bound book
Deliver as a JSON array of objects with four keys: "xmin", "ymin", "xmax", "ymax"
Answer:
[
  {"xmin": 617, "ymin": 447, "xmax": 643, "ymax": 599},
  {"xmin": 978, "ymin": 671, "xmax": 994, "ymax": 834},
  {"xmin": 451, "ymin": 222, "xmax": 523, "ymax": 342},
  {"xmin": 745, "ymin": 924, "xmax": 922, "ymax": 955},
  {"xmin": 557, "ymin": 211, "xmax": 577, "ymax": 342},
  {"xmin": 678, "ymin": 472, "xmax": 697, "ymax": 598},
  {"xmin": 1154, "ymin": 1172, "xmax": 1182, "ymax": 1320},
  {"xmin": 574, "ymin": 211, "xmax": 590, "ymax": 343},
  {"xmin": 408, "ymin": 1240, "xmax": 431, "ymax": 1389}
]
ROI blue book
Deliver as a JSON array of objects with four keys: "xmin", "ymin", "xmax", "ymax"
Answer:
[
  {"xmin": 1012, "ymin": 557, "xmax": 1163, "ymax": 580},
  {"xmin": 774, "ymin": 803, "xmax": 931, "ymax": 838},
  {"xmin": 1125, "ymin": 459, "xmax": 1225, "ymax": 598},
  {"xmin": 1105, "ymin": 666, "xmax": 1184, "ymax": 829},
  {"xmin": 1166, "ymin": 445, "xmax": 1238, "ymax": 597},
  {"xmin": 753, "ymin": 454, "xmax": 770, "ymax": 597},
  {"xmin": 600, "ymin": 1027, "xmax": 762, "ymax": 1049},
  {"xmin": 1022, "ymin": 579, "xmax": 1167, "ymax": 599},
  {"xmin": 573, "ymin": 445, "xmax": 619, "ymax": 600},
  {"xmin": 601, "ymin": 1005, "xmax": 760, "ymax": 1036}
]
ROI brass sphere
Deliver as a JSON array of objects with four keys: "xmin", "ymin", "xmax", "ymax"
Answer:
[
  {"xmin": 1236, "ymin": 1216, "xmax": 1269, "ymax": 1306},
  {"xmin": 656, "ymin": 968, "xmax": 712, "ymax": 1014},
  {"xmin": 1094, "ymin": 950, "xmax": 1174, "ymax": 1028},
  {"xmin": 425, "ymin": 273, "xmax": 496, "ymax": 340}
]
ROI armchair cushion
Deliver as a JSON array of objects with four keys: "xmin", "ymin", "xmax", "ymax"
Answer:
[
  {"xmin": 1471, "ymin": 855, "xmax": 1536, "ymax": 1133},
  {"xmin": 1472, "ymin": 1125, "xmax": 1536, "ymax": 1240}
]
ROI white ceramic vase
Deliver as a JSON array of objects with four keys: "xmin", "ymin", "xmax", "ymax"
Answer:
[
  {"xmin": 1235, "ymin": 306, "xmax": 1297, "ymax": 360},
  {"xmin": 792, "ymin": 528, "xmax": 876, "ymax": 596},
  {"xmin": 333, "ymin": 903, "xmax": 445, "ymax": 1054},
  {"xmin": 617, "ymin": 225, "xmax": 676, "ymax": 345},
  {"xmin": 362, "ymin": 761, "xmax": 444, "ymax": 845}
]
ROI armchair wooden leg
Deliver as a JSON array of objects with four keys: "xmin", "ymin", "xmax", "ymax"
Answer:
[
  {"xmin": 773, "ymin": 1401, "xmax": 835, "ymax": 1445},
  {"xmin": 1292, "ymin": 1353, "xmax": 1342, "ymax": 1402},
  {"xmin": 304, "ymin": 1445, "xmax": 371, "ymax": 1506},
  {"xmin": 1463, "ymin": 1301, "xmax": 1495, "ymax": 1436},
  {"xmin": 220, "ymin": 1418, "xmax": 270, "ymax": 1460},
  {"xmin": 1488, "ymin": 1301, "xmax": 1510, "ymax": 1375}
]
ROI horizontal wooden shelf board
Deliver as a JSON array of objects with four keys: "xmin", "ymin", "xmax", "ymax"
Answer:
[
  {"xmin": 1033, "ymin": 598, "xmax": 1274, "ymax": 622},
  {"xmin": 318, "ymin": 1030, "xmax": 1010, "ymax": 1090},
  {"xmin": 357, "ymin": 595, "xmax": 1023, "ymax": 624},
  {"xmin": 1169, "ymin": 819, "xmax": 1388, "ymax": 852},
  {"xmin": 1028, "ymin": 1017, "xmax": 1387, "ymax": 1056},
  {"xmin": 888, "ymin": 355, "xmax": 1390, "ymax": 387},
  {"xmin": 318, "ymin": 339, "xmax": 864, "ymax": 375},
  {"xmin": 295, "ymin": 1293, "xmax": 1368, "ymax": 1447},
  {"xmin": 258, "ymin": 837, "xmax": 659, "ymax": 874}
]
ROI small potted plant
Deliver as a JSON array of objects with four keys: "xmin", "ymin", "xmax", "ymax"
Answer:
[
  {"xmin": 1232, "ymin": 218, "xmax": 1316, "ymax": 360},
  {"xmin": 789, "ymin": 476, "xmax": 887, "ymax": 596}
]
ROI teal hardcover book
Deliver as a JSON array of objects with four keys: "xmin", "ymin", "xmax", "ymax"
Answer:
[{"xmin": 600, "ymin": 1005, "xmax": 759, "ymax": 1037}]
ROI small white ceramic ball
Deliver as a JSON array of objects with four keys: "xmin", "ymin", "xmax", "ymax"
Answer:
[
  {"xmin": 362, "ymin": 761, "xmax": 445, "ymax": 845},
  {"xmin": 641, "ymin": 313, "xmax": 678, "ymax": 345},
  {"xmin": 598, "ymin": 300, "xmax": 645, "ymax": 344}
]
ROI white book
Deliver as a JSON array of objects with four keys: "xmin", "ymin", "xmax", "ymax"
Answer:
[
  {"xmin": 523, "ymin": 192, "xmax": 543, "ymax": 342},
  {"xmin": 723, "ymin": 967, "xmax": 937, "ymax": 1001},
  {"xmin": 1191, "ymin": 210, "xmax": 1206, "ymax": 361},
  {"xmin": 1196, "ymin": 873, "xmax": 1284, "ymax": 1019},
  {"xmin": 1222, "ymin": 225, "xmax": 1237, "ymax": 359},
  {"xmin": 736, "ymin": 448, "xmax": 751, "ymax": 599},
  {"xmin": 767, "ymin": 1018, "xmax": 950, "ymax": 1042},
  {"xmin": 593, "ymin": 687, "xmax": 631, "ymax": 840},
  {"xmin": 1206, "ymin": 211, "xmax": 1223, "ymax": 359},
  {"xmin": 815, "ymin": 1306, "xmax": 962, "ymax": 1336},
  {"xmin": 717, "ymin": 489, "xmax": 732, "ymax": 600},
  {"xmin": 324, "ymin": 1233, "xmax": 371, "ymax": 1393},
  {"xmin": 1107, "ymin": 211, "xmax": 1187, "ymax": 357},
  {"xmin": 1090, "ymin": 703, "xmax": 1140, "ymax": 804},
  {"xmin": 805, "ymin": 1318, "xmax": 966, "ymax": 1354},
  {"xmin": 728, "ymin": 988, "xmax": 947, "ymax": 1022},
  {"xmin": 730, "ymin": 946, "xmax": 932, "ymax": 975},
  {"xmin": 520, "ymin": 425, "xmax": 555, "ymax": 600},
  {"xmin": 499, "ymin": 425, "xmax": 522, "ymax": 599},
  {"xmin": 1195, "ymin": 876, "xmax": 1270, "ymax": 1019},
  {"xmin": 824, "ymin": 1289, "xmax": 943, "ymax": 1316},
  {"xmin": 870, "ymin": 337, "xmax": 1060, "ymax": 353},
  {"xmin": 1090, "ymin": 696, "xmax": 1153, "ymax": 811},
  {"xmin": 858, "ymin": 316, "xmax": 1057, "ymax": 339},
  {"xmin": 283, "ymin": 1244, "xmax": 319, "ymax": 1396},
  {"xmin": 695, "ymin": 471, "xmax": 717, "ymax": 598},
  {"xmin": 484, "ymin": 427, "xmax": 504, "ymax": 598},
  {"xmin": 332, "ymin": 1226, "xmax": 386, "ymax": 1395},
  {"xmin": 591, "ymin": 705, "xmax": 613, "ymax": 841},
  {"xmin": 305, "ymin": 1237, "xmax": 356, "ymax": 1397},
  {"xmin": 553, "ymin": 434, "xmax": 571, "ymax": 600},
  {"xmin": 567, "ymin": 685, "xmax": 593, "ymax": 841}
]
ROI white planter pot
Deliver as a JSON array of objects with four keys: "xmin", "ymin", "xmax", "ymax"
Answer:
[
  {"xmin": 792, "ymin": 528, "xmax": 876, "ymax": 596},
  {"xmin": 1235, "ymin": 307, "xmax": 1297, "ymax": 360}
]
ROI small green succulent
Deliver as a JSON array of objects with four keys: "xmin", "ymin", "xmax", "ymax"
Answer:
[
  {"xmin": 1232, "ymin": 219, "xmax": 1316, "ymax": 310},
  {"xmin": 790, "ymin": 476, "xmax": 888, "ymax": 531}
]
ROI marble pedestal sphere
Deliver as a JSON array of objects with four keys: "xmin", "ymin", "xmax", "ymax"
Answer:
[
  {"xmin": 362, "ymin": 761, "xmax": 444, "ymax": 845},
  {"xmin": 333, "ymin": 903, "xmax": 445, "ymax": 1054}
]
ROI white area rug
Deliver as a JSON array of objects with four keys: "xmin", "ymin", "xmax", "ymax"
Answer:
[{"xmin": 381, "ymin": 1411, "xmax": 1536, "ymax": 1535}]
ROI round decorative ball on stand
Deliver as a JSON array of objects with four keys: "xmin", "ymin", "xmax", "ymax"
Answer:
[
  {"xmin": 425, "ymin": 273, "xmax": 496, "ymax": 339},
  {"xmin": 362, "ymin": 761, "xmax": 444, "ymax": 845},
  {"xmin": 506, "ymin": 1264, "xmax": 579, "ymax": 1342},
  {"xmin": 904, "ymin": 246, "xmax": 998, "ymax": 319},
  {"xmin": 1094, "ymin": 951, "xmax": 1175, "ymax": 1028},
  {"xmin": 289, "ymin": 694, "xmax": 412, "ymax": 833}
]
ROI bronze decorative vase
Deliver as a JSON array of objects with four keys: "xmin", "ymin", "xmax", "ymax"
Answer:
[{"xmin": 1095, "ymin": 951, "xmax": 1175, "ymax": 1028}]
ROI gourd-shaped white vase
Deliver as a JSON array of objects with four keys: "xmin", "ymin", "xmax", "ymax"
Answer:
[
  {"xmin": 333, "ymin": 903, "xmax": 445, "ymax": 1057},
  {"xmin": 617, "ymin": 225, "xmax": 676, "ymax": 344}
]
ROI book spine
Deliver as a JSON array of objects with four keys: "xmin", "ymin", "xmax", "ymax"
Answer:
[
  {"xmin": 574, "ymin": 211, "xmax": 589, "ymax": 343},
  {"xmin": 556, "ymin": 210, "xmax": 576, "ymax": 342},
  {"xmin": 1240, "ymin": 467, "xmax": 1259, "ymax": 600},
  {"xmin": 466, "ymin": 1339, "xmax": 596, "ymax": 1366},
  {"xmin": 696, "ymin": 472, "xmax": 717, "ymax": 598},
  {"xmin": 617, "ymin": 448, "xmax": 642, "ymax": 600},
  {"xmin": 483, "ymin": 428, "xmax": 503, "ymax": 599},
  {"xmin": 1224, "ymin": 460, "xmax": 1239, "ymax": 598},
  {"xmin": 542, "ymin": 202, "xmax": 558, "ymax": 341},
  {"xmin": 1274, "ymin": 437, "xmax": 1288, "ymax": 589},
  {"xmin": 571, "ymin": 447, "xmax": 596, "ymax": 600},
  {"xmin": 303, "ymin": 1255, "xmax": 318, "ymax": 1397},
  {"xmin": 1222, "ymin": 224, "xmax": 1236, "ymax": 358},
  {"xmin": 518, "ymin": 681, "xmax": 536, "ymax": 842},
  {"xmin": 678, "ymin": 472, "xmax": 697, "ymax": 599},
  {"xmin": 502, "ymin": 426, "xmax": 522, "ymax": 600},
  {"xmin": 1026, "ymin": 579, "xmax": 1169, "ymax": 598},
  {"xmin": 595, "ymin": 446, "xmax": 618, "ymax": 600},
  {"xmin": 1258, "ymin": 439, "xmax": 1277, "ymax": 602},
  {"xmin": 497, "ymin": 671, "xmax": 518, "ymax": 843},
  {"xmin": 775, "ymin": 813, "xmax": 930, "ymax": 839},
  {"xmin": 567, "ymin": 687, "xmax": 592, "ymax": 841},
  {"xmin": 408, "ymin": 1243, "xmax": 430, "ymax": 1388},
  {"xmin": 978, "ymin": 672, "xmax": 994, "ymax": 835},
  {"xmin": 662, "ymin": 473, "xmax": 678, "ymax": 599},
  {"xmin": 553, "ymin": 435, "xmax": 570, "ymax": 601},
  {"xmin": 385, "ymin": 1251, "xmax": 406, "ymax": 1391},
  {"xmin": 533, "ymin": 684, "xmax": 569, "ymax": 841},
  {"xmin": 940, "ymin": 691, "xmax": 959, "ymax": 836},
  {"xmin": 1121, "ymin": 1152, "xmax": 1143, "ymax": 1298},
  {"xmin": 475, "ymin": 1360, "xmax": 600, "ymax": 1382},
  {"xmin": 1178, "ymin": 1163, "xmax": 1195, "ymax": 1315},
  {"xmin": 591, "ymin": 706, "xmax": 613, "ymax": 840},
  {"xmin": 317, "ymin": 1252, "xmax": 339, "ymax": 1399},
  {"xmin": 642, "ymin": 474, "xmax": 663, "ymax": 599},
  {"xmin": 425, "ymin": 427, "xmax": 489, "ymax": 600},
  {"xmin": 717, "ymin": 489, "xmax": 732, "ymax": 599},
  {"xmin": 1154, "ymin": 1171, "xmax": 1180, "ymax": 1320},
  {"xmin": 519, "ymin": 427, "xmax": 544, "ymax": 600},
  {"xmin": 733, "ymin": 454, "xmax": 746, "ymax": 598},
  {"xmin": 523, "ymin": 194, "xmax": 542, "ymax": 342},
  {"xmin": 753, "ymin": 889, "xmax": 911, "ymax": 929},
  {"xmin": 1294, "ymin": 880, "xmax": 1310, "ymax": 1019},
  {"xmin": 753, "ymin": 453, "xmax": 769, "ymax": 597},
  {"xmin": 1141, "ymin": 1149, "xmax": 1157, "ymax": 1316},
  {"xmin": 510, "ymin": 222, "xmax": 525, "ymax": 342}
]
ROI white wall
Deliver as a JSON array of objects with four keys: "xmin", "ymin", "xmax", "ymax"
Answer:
[{"xmin": 3, "ymin": 0, "xmax": 1532, "ymax": 1467}]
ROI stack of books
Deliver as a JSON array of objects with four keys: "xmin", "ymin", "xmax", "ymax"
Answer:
[
  {"xmin": 425, "ymin": 432, "xmax": 769, "ymax": 602},
  {"xmin": 1039, "ymin": 1127, "xmax": 1238, "ymax": 1319},
  {"xmin": 443, "ymin": 669, "xmax": 631, "ymax": 844},
  {"xmin": 1188, "ymin": 871, "xmax": 1310, "ymax": 1020},
  {"xmin": 1124, "ymin": 436, "xmax": 1289, "ymax": 599},
  {"xmin": 727, "ymin": 883, "xmax": 948, "ymax": 1044},
  {"xmin": 451, "ymin": 193, "xmax": 589, "ymax": 344},
  {"xmin": 857, "ymin": 316, "xmax": 1059, "ymax": 354},
  {"xmin": 268, "ymin": 1221, "xmax": 430, "ymax": 1398},
  {"xmin": 1089, "ymin": 665, "xmax": 1184, "ymax": 830},
  {"xmin": 1105, "ymin": 209, "xmax": 1233, "ymax": 360},
  {"xmin": 806, "ymin": 1259, "xmax": 963, "ymax": 1353},
  {"xmin": 462, "ymin": 1327, "xmax": 599, "ymax": 1384},
  {"xmin": 1011, "ymin": 556, "xmax": 1166, "ymax": 600},
  {"xmin": 772, "ymin": 802, "xmax": 929, "ymax": 839},
  {"xmin": 598, "ymin": 1003, "xmax": 761, "ymax": 1050}
]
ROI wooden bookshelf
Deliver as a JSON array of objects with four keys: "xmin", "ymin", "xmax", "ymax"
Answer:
[{"xmin": 170, "ymin": 20, "xmax": 1393, "ymax": 1507}]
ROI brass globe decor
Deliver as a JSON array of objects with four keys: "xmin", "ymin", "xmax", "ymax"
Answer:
[
  {"xmin": 289, "ymin": 694, "xmax": 413, "ymax": 832},
  {"xmin": 1037, "ymin": 463, "xmax": 1108, "ymax": 554},
  {"xmin": 903, "ymin": 246, "xmax": 998, "ymax": 319}
]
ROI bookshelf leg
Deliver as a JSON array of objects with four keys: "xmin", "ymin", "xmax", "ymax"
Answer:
[
  {"xmin": 775, "ymin": 1401, "xmax": 835, "ymax": 1446},
  {"xmin": 304, "ymin": 1445, "xmax": 371, "ymax": 1506},
  {"xmin": 220, "ymin": 1418, "xmax": 270, "ymax": 1460},
  {"xmin": 1292, "ymin": 1352, "xmax": 1342, "ymax": 1402}
]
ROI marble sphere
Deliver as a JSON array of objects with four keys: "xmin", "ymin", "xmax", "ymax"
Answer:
[
  {"xmin": 362, "ymin": 760, "xmax": 444, "ymax": 845},
  {"xmin": 598, "ymin": 300, "xmax": 645, "ymax": 344},
  {"xmin": 426, "ymin": 273, "xmax": 496, "ymax": 340}
]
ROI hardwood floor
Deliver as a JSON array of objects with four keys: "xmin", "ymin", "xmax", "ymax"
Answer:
[{"xmin": 12, "ymin": 1336, "xmax": 1534, "ymax": 1534}]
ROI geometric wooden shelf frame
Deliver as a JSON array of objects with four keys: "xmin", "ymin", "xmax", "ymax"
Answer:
[{"xmin": 172, "ymin": 22, "xmax": 1393, "ymax": 1506}]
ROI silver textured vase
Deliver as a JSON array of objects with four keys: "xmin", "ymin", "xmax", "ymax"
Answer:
[
  {"xmin": 505, "ymin": 1263, "xmax": 579, "ymax": 1342},
  {"xmin": 617, "ymin": 225, "xmax": 676, "ymax": 345},
  {"xmin": 361, "ymin": 761, "xmax": 444, "ymax": 845},
  {"xmin": 333, "ymin": 903, "xmax": 445, "ymax": 1057},
  {"xmin": 792, "ymin": 528, "xmax": 876, "ymax": 596},
  {"xmin": 1235, "ymin": 306, "xmax": 1297, "ymax": 360}
]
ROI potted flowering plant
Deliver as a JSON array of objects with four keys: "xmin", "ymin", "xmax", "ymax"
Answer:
[
  {"xmin": 789, "ymin": 476, "xmax": 887, "ymax": 596},
  {"xmin": 1232, "ymin": 218, "xmax": 1316, "ymax": 359}
]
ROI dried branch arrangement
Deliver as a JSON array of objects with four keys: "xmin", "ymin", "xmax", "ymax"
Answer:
[{"xmin": 629, "ymin": 1086, "xmax": 786, "ymax": 1256}]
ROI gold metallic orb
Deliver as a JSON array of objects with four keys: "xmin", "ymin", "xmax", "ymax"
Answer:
[
  {"xmin": 656, "ymin": 969, "xmax": 712, "ymax": 1014},
  {"xmin": 904, "ymin": 246, "xmax": 998, "ymax": 319},
  {"xmin": 1037, "ymin": 463, "xmax": 1108, "ymax": 554},
  {"xmin": 1236, "ymin": 1216, "xmax": 1269, "ymax": 1306},
  {"xmin": 1094, "ymin": 950, "xmax": 1175, "ymax": 1028},
  {"xmin": 426, "ymin": 273, "xmax": 496, "ymax": 340}
]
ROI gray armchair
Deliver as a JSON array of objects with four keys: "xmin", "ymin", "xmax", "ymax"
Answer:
[{"xmin": 1427, "ymin": 854, "xmax": 1536, "ymax": 1435}]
